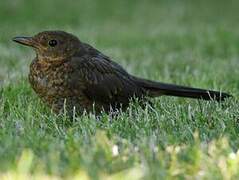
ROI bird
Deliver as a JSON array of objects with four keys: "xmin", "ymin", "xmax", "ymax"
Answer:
[{"xmin": 13, "ymin": 31, "xmax": 231, "ymax": 115}]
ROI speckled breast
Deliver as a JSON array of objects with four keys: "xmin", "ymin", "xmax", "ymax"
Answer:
[{"xmin": 28, "ymin": 58, "xmax": 76, "ymax": 110}]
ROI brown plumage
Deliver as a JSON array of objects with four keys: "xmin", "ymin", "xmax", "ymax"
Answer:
[{"xmin": 13, "ymin": 31, "xmax": 231, "ymax": 114}]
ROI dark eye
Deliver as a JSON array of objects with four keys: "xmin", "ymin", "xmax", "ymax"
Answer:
[{"xmin": 48, "ymin": 39, "xmax": 58, "ymax": 47}]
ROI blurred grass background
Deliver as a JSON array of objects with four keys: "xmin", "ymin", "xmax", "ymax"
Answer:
[{"xmin": 0, "ymin": 0, "xmax": 239, "ymax": 179}]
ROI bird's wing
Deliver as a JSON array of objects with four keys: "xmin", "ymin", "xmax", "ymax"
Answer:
[{"xmin": 70, "ymin": 55, "xmax": 143, "ymax": 108}]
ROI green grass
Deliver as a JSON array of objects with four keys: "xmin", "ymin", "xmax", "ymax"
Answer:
[{"xmin": 0, "ymin": 0, "xmax": 239, "ymax": 179}]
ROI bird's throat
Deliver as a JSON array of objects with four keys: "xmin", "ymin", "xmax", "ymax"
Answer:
[{"xmin": 36, "ymin": 54, "xmax": 68, "ymax": 68}]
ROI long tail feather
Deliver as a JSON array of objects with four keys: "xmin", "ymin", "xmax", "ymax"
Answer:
[{"xmin": 133, "ymin": 77, "xmax": 231, "ymax": 101}]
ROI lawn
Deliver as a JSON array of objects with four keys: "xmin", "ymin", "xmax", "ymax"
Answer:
[{"xmin": 0, "ymin": 0, "xmax": 239, "ymax": 179}]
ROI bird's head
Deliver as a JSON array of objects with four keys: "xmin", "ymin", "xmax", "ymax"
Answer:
[{"xmin": 13, "ymin": 31, "xmax": 80, "ymax": 61}]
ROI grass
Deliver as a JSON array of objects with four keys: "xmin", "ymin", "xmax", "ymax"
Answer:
[{"xmin": 0, "ymin": 0, "xmax": 239, "ymax": 179}]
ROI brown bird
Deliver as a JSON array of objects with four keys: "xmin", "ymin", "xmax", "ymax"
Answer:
[{"xmin": 13, "ymin": 31, "xmax": 231, "ymax": 115}]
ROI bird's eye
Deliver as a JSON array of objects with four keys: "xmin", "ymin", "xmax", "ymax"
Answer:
[{"xmin": 48, "ymin": 39, "xmax": 58, "ymax": 47}]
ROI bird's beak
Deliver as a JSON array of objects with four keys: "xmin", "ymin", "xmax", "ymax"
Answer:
[{"xmin": 12, "ymin": 36, "xmax": 36, "ymax": 47}]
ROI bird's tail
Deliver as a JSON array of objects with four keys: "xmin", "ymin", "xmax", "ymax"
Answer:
[{"xmin": 133, "ymin": 77, "xmax": 231, "ymax": 101}]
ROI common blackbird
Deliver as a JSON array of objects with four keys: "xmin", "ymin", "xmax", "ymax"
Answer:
[{"xmin": 13, "ymin": 31, "xmax": 231, "ymax": 114}]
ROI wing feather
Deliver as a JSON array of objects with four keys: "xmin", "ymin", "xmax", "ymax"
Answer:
[{"xmin": 71, "ymin": 55, "xmax": 143, "ymax": 107}]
